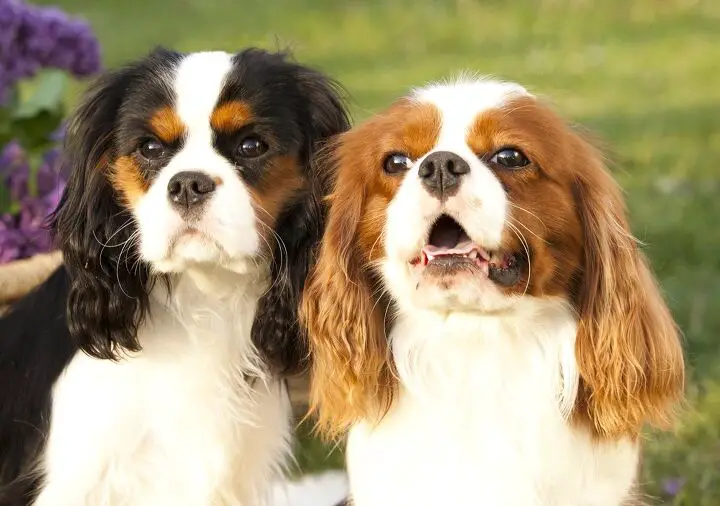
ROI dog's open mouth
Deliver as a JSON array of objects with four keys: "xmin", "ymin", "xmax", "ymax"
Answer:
[{"xmin": 409, "ymin": 214, "xmax": 523, "ymax": 287}]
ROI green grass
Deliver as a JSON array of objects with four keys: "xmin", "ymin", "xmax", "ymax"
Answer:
[{"xmin": 31, "ymin": 0, "xmax": 720, "ymax": 502}]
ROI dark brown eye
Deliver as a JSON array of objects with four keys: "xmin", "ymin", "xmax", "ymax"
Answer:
[
  {"xmin": 237, "ymin": 136, "xmax": 268, "ymax": 158},
  {"xmin": 490, "ymin": 148, "xmax": 530, "ymax": 169},
  {"xmin": 384, "ymin": 153, "xmax": 413, "ymax": 174},
  {"xmin": 139, "ymin": 138, "xmax": 165, "ymax": 160}
]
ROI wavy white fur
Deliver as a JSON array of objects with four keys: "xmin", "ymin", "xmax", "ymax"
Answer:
[
  {"xmin": 35, "ymin": 268, "xmax": 292, "ymax": 506},
  {"xmin": 271, "ymin": 470, "xmax": 349, "ymax": 506}
]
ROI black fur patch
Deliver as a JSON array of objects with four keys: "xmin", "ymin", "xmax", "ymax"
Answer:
[{"xmin": 0, "ymin": 268, "xmax": 74, "ymax": 504}]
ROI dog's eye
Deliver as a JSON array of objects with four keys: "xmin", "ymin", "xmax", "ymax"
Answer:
[
  {"xmin": 237, "ymin": 136, "xmax": 268, "ymax": 158},
  {"xmin": 384, "ymin": 153, "xmax": 413, "ymax": 174},
  {"xmin": 139, "ymin": 138, "xmax": 166, "ymax": 160},
  {"xmin": 490, "ymin": 148, "xmax": 530, "ymax": 169}
]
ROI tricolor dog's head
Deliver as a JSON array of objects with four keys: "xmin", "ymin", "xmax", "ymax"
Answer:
[{"xmin": 54, "ymin": 47, "xmax": 349, "ymax": 372}]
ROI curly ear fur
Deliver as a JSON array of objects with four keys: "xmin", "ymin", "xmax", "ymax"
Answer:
[
  {"xmin": 251, "ymin": 63, "xmax": 350, "ymax": 377},
  {"xmin": 301, "ymin": 152, "xmax": 396, "ymax": 438},
  {"xmin": 572, "ymin": 144, "xmax": 685, "ymax": 438},
  {"xmin": 250, "ymin": 181, "xmax": 326, "ymax": 377},
  {"xmin": 51, "ymin": 51, "xmax": 178, "ymax": 359}
]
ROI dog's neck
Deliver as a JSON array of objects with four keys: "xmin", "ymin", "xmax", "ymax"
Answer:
[
  {"xmin": 389, "ymin": 297, "xmax": 580, "ymax": 415},
  {"xmin": 346, "ymin": 297, "xmax": 640, "ymax": 506},
  {"xmin": 140, "ymin": 263, "xmax": 269, "ymax": 376},
  {"xmin": 151, "ymin": 262, "xmax": 268, "ymax": 305}
]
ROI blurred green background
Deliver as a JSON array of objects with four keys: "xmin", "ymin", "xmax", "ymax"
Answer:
[{"xmin": 19, "ymin": 0, "xmax": 720, "ymax": 503}]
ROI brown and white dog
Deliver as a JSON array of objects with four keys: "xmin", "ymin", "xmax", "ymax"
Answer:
[{"xmin": 303, "ymin": 78, "xmax": 684, "ymax": 506}]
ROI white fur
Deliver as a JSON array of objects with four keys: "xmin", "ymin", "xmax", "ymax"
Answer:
[
  {"xmin": 346, "ymin": 81, "xmax": 640, "ymax": 506},
  {"xmin": 347, "ymin": 301, "xmax": 638, "ymax": 506},
  {"xmin": 35, "ymin": 269, "xmax": 291, "ymax": 506},
  {"xmin": 270, "ymin": 471, "xmax": 349, "ymax": 506},
  {"xmin": 137, "ymin": 51, "xmax": 260, "ymax": 274},
  {"xmin": 33, "ymin": 53, "xmax": 293, "ymax": 506}
]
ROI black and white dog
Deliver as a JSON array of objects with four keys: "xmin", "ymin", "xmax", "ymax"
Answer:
[{"xmin": 0, "ymin": 47, "xmax": 349, "ymax": 506}]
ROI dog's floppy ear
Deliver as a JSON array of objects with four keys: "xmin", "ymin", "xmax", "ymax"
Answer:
[
  {"xmin": 301, "ymin": 134, "xmax": 395, "ymax": 438},
  {"xmin": 52, "ymin": 49, "xmax": 177, "ymax": 360},
  {"xmin": 251, "ymin": 62, "xmax": 350, "ymax": 376},
  {"xmin": 571, "ymin": 138, "xmax": 684, "ymax": 438}
]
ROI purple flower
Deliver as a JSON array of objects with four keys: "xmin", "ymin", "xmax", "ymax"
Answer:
[
  {"xmin": 0, "ymin": 204, "xmax": 54, "ymax": 261},
  {"xmin": 49, "ymin": 122, "xmax": 66, "ymax": 143},
  {"xmin": 44, "ymin": 178, "xmax": 65, "ymax": 213},
  {"xmin": 20, "ymin": 6, "xmax": 101, "ymax": 77},
  {"xmin": 0, "ymin": 140, "xmax": 30, "ymax": 201},
  {"xmin": 0, "ymin": 216, "xmax": 24, "ymax": 262},
  {"xmin": 0, "ymin": 211, "xmax": 25, "ymax": 262},
  {"xmin": 0, "ymin": 139, "xmax": 25, "ymax": 167},
  {"xmin": 0, "ymin": 191, "xmax": 60, "ymax": 262},
  {"xmin": 0, "ymin": 0, "xmax": 101, "ymax": 99},
  {"xmin": 0, "ymin": 0, "xmax": 23, "ymax": 55},
  {"xmin": 18, "ymin": 195, "xmax": 48, "ymax": 229},
  {"xmin": 662, "ymin": 477, "xmax": 685, "ymax": 497},
  {"xmin": 36, "ymin": 147, "xmax": 64, "ymax": 196},
  {"xmin": 0, "ymin": 139, "xmax": 66, "ymax": 263}
]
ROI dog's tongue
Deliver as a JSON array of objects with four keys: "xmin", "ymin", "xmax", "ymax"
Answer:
[{"xmin": 422, "ymin": 215, "xmax": 491, "ymax": 264}]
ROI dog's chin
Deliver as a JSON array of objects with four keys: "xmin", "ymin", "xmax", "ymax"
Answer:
[
  {"xmin": 410, "ymin": 272, "xmax": 517, "ymax": 314},
  {"xmin": 150, "ymin": 233, "xmax": 259, "ymax": 275}
]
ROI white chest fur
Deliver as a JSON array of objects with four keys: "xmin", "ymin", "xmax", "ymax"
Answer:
[
  {"xmin": 34, "ymin": 269, "xmax": 291, "ymax": 506},
  {"xmin": 346, "ymin": 299, "xmax": 640, "ymax": 506}
]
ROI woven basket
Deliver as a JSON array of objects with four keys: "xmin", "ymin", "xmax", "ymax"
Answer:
[
  {"xmin": 0, "ymin": 252, "xmax": 310, "ymax": 414},
  {"xmin": 0, "ymin": 251, "xmax": 62, "ymax": 312}
]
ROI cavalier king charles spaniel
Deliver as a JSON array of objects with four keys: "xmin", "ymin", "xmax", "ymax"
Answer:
[
  {"xmin": 0, "ymin": 48, "xmax": 348, "ymax": 505},
  {"xmin": 303, "ymin": 78, "xmax": 685, "ymax": 506}
]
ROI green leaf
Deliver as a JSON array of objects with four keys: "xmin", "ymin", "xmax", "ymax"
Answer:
[
  {"xmin": 0, "ymin": 185, "xmax": 12, "ymax": 214},
  {"xmin": 5, "ymin": 111, "xmax": 64, "ymax": 153},
  {"xmin": 12, "ymin": 70, "xmax": 69, "ymax": 120},
  {"xmin": 0, "ymin": 86, "xmax": 20, "ymax": 142},
  {"xmin": 3, "ymin": 86, "xmax": 21, "ymax": 111}
]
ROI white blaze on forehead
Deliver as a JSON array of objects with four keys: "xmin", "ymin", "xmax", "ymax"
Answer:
[
  {"xmin": 412, "ymin": 78, "xmax": 531, "ymax": 146},
  {"xmin": 166, "ymin": 51, "xmax": 235, "ymax": 172},
  {"xmin": 173, "ymin": 51, "xmax": 234, "ymax": 140}
]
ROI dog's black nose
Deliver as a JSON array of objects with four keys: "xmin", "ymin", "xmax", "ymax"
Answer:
[
  {"xmin": 418, "ymin": 151, "xmax": 470, "ymax": 199},
  {"xmin": 167, "ymin": 171, "xmax": 216, "ymax": 211}
]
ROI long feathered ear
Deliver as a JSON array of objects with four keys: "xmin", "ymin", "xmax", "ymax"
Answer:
[
  {"xmin": 251, "ymin": 65, "xmax": 350, "ymax": 377},
  {"xmin": 51, "ymin": 64, "xmax": 153, "ymax": 360},
  {"xmin": 301, "ymin": 142, "xmax": 395, "ymax": 439},
  {"xmin": 572, "ymin": 143, "xmax": 685, "ymax": 438}
]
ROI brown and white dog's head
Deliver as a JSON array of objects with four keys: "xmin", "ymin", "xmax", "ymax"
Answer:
[{"xmin": 303, "ymin": 77, "xmax": 683, "ymax": 439}]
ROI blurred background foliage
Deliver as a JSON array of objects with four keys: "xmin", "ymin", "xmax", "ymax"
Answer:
[
  {"xmin": 1, "ymin": 0, "xmax": 718, "ymax": 503},
  {"xmin": 1, "ymin": 0, "xmax": 100, "ymax": 259}
]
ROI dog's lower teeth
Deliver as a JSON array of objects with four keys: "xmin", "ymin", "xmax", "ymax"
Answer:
[{"xmin": 469, "ymin": 250, "xmax": 478, "ymax": 260}]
